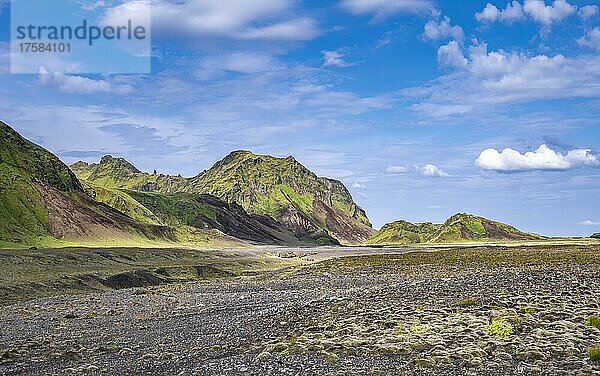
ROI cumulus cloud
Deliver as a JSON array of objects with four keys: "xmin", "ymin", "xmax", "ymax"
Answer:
[
  {"xmin": 385, "ymin": 165, "xmax": 408, "ymax": 174},
  {"xmin": 341, "ymin": 0, "xmax": 434, "ymax": 19},
  {"xmin": 322, "ymin": 50, "xmax": 354, "ymax": 67},
  {"xmin": 476, "ymin": 0, "xmax": 591, "ymax": 26},
  {"xmin": 523, "ymin": 0, "xmax": 576, "ymax": 25},
  {"xmin": 101, "ymin": 0, "xmax": 319, "ymax": 42},
  {"xmin": 475, "ymin": 144, "xmax": 600, "ymax": 172},
  {"xmin": 38, "ymin": 67, "xmax": 133, "ymax": 94},
  {"xmin": 424, "ymin": 16, "xmax": 465, "ymax": 41},
  {"xmin": 406, "ymin": 41, "xmax": 600, "ymax": 117},
  {"xmin": 577, "ymin": 27, "xmax": 600, "ymax": 51},
  {"xmin": 580, "ymin": 220, "xmax": 600, "ymax": 226},
  {"xmin": 437, "ymin": 40, "xmax": 468, "ymax": 68},
  {"xmin": 416, "ymin": 164, "xmax": 450, "ymax": 177},
  {"xmin": 476, "ymin": 1, "xmax": 525, "ymax": 23},
  {"xmin": 580, "ymin": 4, "xmax": 599, "ymax": 19}
]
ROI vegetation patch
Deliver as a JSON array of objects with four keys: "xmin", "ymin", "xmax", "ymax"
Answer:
[
  {"xmin": 486, "ymin": 319, "xmax": 514, "ymax": 337},
  {"xmin": 410, "ymin": 324, "xmax": 432, "ymax": 334},
  {"xmin": 588, "ymin": 345, "xmax": 600, "ymax": 361},
  {"xmin": 456, "ymin": 298, "xmax": 477, "ymax": 308},
  {"xmin": 588, "ymin": 316, "xmax": 600, "ymax": 329}
]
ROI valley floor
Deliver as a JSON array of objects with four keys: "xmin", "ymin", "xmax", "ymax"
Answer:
[{"xmin": 1, "ymin": 244, "xmax": 600, "ymax": 375}]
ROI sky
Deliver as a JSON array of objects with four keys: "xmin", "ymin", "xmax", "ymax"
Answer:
[{"xmin": 0, "ymin": 0, "xmax": 599, "ymax": 236}]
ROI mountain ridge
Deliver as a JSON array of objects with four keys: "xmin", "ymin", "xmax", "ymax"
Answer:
[
  {"xmin": 72, "ymin": 151, "xmax": 374, "ymax": 244},
  {"xmin": 368, "ymin": 213, "xmax": 542, "ymax": 245}
]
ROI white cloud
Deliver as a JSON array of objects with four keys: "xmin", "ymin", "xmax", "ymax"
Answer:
[
  {"xmin": 341, "ymin": 0, "xmax": 434, "ymax": 19},
  {"xmin": 416, "ymin": 164, "xmax": 450, "ymax": 177},
  {"xmin": 424, "ymin": 16, "xmax": 465, "ymax": 41},
  {"xmin": 385, "ymin": 165, "xmax": 408, "ymax": 174},
  {"xmin": 475, "ymin": 144, "xmax": 600, "ymax": 172},
  {"xmin": 198, "ymin": 53, "xmax": 281, "ymax": 77},
  {"xmin": 476, "ymin": 0, "xmax": 591, "ymax": 25},
  {"xmin": 523, "ymin": 0, "xmax": 576, "ymax": 25},
  {"xmin": 437, "ymin": 40, "xmax": 468, "ymax": 68},
  {"xmin": 322, "ymin": 50, "xmax": 354, "ymax": 67},
  {"xmin": 101, "ymin": 0, "xmax": 319, "ymax": 42},
  {"xmin": 580, "ymin": 5, "xmax": 599, "ymax": 19},
  {"xmin": 577, "ymin": 27, "xmax": 600, "ymax": 51},
  {"xmin": 580, "ymin": 220, "xmax": 600, "ymax": 226},
  {"xmin": 406, "ymin": 41, "xmax": 600, "ymax": 117},
  {"xmin": 38, "ymin": 67, "xmax": 133, "ymax": 95},
  {"xmin": 475, "ymin": 1, "xmax": 525, "ymax": 23},
  {"xmin": 242, "ymin": 18, "xmax": 319, "ymax": 41},
  {"xmin": 82, "ymin": 1, "xmax": 106, "ymax": 11},
  {"xmin": 352, "ymin": 182, "xmax": 366, "ymax": 188}
]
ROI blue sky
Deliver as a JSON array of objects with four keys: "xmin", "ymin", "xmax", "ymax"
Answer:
[{"xmin": 1, "ymin": 0, "xmax": 599, "ymax": 236}]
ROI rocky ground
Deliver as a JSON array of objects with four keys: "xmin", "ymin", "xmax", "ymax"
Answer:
[{"xmin": 1, "ymin": 243, "xmax": 600, "ymax": 375}]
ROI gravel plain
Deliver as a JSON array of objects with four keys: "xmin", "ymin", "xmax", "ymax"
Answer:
[{"xmin": 1, "ymin": 243, "xmax": 600, "ymax": 375}]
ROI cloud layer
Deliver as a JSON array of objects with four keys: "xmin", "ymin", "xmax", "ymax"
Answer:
[
  {"xmin": 341, "ymin": 0, "xmax": 434, "ymax": 19},
  {"xmin": 476, "ymin": 144, "xmax": 600, "ymax": 172},
  {"xmin": 101, "ymin": 0, "xmax": 319, "ymax": 42}
]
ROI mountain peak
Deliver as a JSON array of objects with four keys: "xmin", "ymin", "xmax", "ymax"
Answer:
[
  {"xmin": 0, "ymin": 121, "xmax": 81, "ymax": 192},
  {"xmin": 98, "ymin": 155, "xmax": 141, "ymax": 173}
]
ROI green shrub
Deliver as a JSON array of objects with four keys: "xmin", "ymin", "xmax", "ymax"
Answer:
[
  {"xmin": 456, "ymin": 298, "xmax": 477, "ymax": 308},
  {"xmin": 519, "ymin": 306, "xmax": 535, "ymax": 315},
  {"xmin": 410, "ymin": 324, "xmax": 432, "ymax": 333},
  {"xmin": 588, "ymin": 316, "xmax": 600, "ymax": 329},
  {"xmin": 486, "ymin": 319, "xmax": 514, "ymax": 337},
  {"xmin": 588, "ymin": 345, "xmax": 600, "ymax": 361}
]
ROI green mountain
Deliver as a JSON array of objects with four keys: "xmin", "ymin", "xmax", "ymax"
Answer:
[
  {"xmin": 367, "ymin": 221, "xmax": 442, "ymax": 245},
  {"xmin": 368, "ymin": 213, "xmax": 542, "ymax": 245},
  {"xmin": 82, "ymin": 182, "xmax": 309, "ymax": 245},
  {"xmin": 72, "ymin": 151, "xmax": 374, "ymax": 244},
  {"xmin": 0, "ymin": 121, "xmax": 240, "ymax": 248}
]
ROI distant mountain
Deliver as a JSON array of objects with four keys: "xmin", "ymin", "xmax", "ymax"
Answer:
[
  {"xmin": 73, "ymin": 151, "xmax": 374, "ymax": 244},
  {"xmin": 0, "ymin": 121, "xmax": 229, "ymax": 247},
  {"xmin": 367, "ymin": 213, "xmax": 542, "ymax": 245},
  {"xmin": 592, "ymin": 233, "xmax": 600, "ymax": 239}
]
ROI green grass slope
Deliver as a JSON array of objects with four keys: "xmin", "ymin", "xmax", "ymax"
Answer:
[
  {"xmin": 73, "ymin": 151, "xmax": 374, "ymax": 244},
  {"xmin": 368, "ymin": 213, "xmax": 542, "ymax": 245},
  {"xmin": 81, "ymin": 182, "xmax": 307, "ymax": 245},
  {"xmin": 0, "ymin": 121, "xmax": 242, "ymax": 248},
  {"xmin": 0, "ymin": 120, "xmax": 81, "ymax": 243},
  {"xmin": 367, "ymin": 220, "xmax": 442, "ymax": 245}
]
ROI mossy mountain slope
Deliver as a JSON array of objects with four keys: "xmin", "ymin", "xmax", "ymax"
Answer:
[
  {"xmin": 368, "ymin": 213, "xmax": 541, "ymax": 245},
  {"xmin": 0, "ymin": 122, "xmax": 238, "ymax": 247},
  {"xmin": 73, "ymin": 151, "xmax": 374, "ymax": 244},
  {"xmin": 82, "ymin": 182, "xmax": 308, "ymax": 245}
]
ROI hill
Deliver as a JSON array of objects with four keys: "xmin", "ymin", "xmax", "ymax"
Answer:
[
  {"xmin": 82, "ymin": 182, "xmax": 310, "ymax": 245},
  {"xmin": 367, "ymin": 213, "xmax": 542, "ymax": 245},
  {"xmin": 73, "ymin": 151, "xmax": 374, "ymax": 244},
  {"xmin": 0, "ymin": 121, "xmax": 241, "ymax": 248},
  {"xmin": 592, "ymin": 233, "xmax": 600, "ymax": 239}
]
